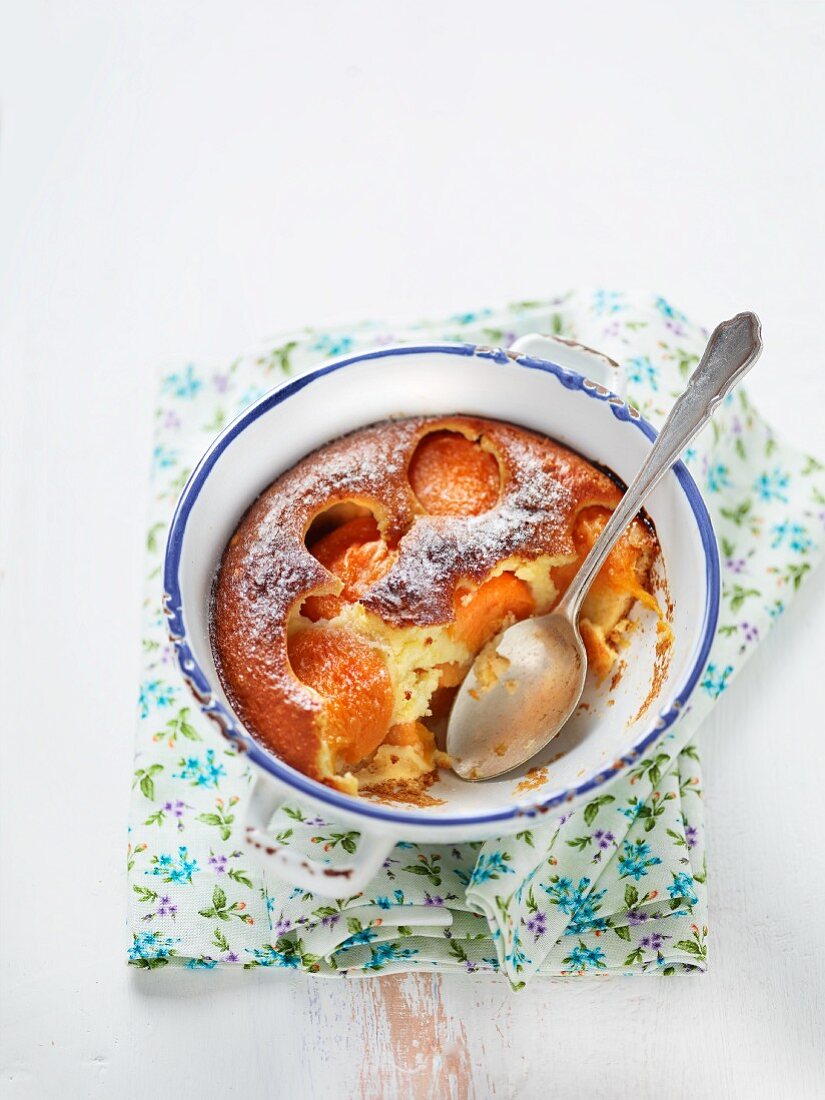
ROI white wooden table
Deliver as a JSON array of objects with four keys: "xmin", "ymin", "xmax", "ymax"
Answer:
[{"xmin": 2, "ymin": 4, "xmax": 824, "ymax": 1097}]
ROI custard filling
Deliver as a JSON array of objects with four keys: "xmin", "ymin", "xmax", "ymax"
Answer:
[{"xmin": 286, "ymin": 432, "xmax": 659, "ymax": 795}]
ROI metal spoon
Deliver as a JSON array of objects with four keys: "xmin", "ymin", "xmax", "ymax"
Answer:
[{"xmin": 447, "ymin": 312, "xmax": 763, "ymax": 781}]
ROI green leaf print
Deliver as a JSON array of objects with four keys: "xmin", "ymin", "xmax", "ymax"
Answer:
[
  {"xmin": 258, "ymin": 340, "xmax": 299, "ymax": 375},
  {"xmin": 212, "ymin": 927, "xmax": 230, "ymax": 953},
  {"xmin": 227, "ymin": 866, "xmax": 253, "ymax": 889},
  {"xmin": 728, "ymin": 585, "xmax": 760, "ymax": 612},
  {"xmin": 198, "ymin": 884, "xmax": 253, "ymax": 924},
  {"xmin": 719, "ymin": 500, "xmax": 751, "ymax": 526},
  {"xmin": 133, "ymin": 763, "xmax": 164, "ymax": 801},
  {"xmin": 613, "ymin": 925, "xmax": 631, "ymax": 942},
  {"xmin": 196, "ymin": 795, "xmax": 239, "ymax": 840},
  {"xmin": 156, "ymin": 707, "xmax": 201, "ymax": 747},
  {"xmin": 133, "ymin": 885, "xmax": 159, "ymax": 903},
  {"xmin": 310, "ymin": 830, "xmax": 359, "ymax": 855},
  {"xmin": 402, "ymin": 854, "xmax": 443, "ymax": 887},
  {"xmin": 448, "ymin": 938, "xmax": 470, "ymax": 964},
  {"xmin": 786, "ymin": 562, "xmax": 811, "ymax": 590},
  {"xmin": 146, "ymin": 522, "xmax": 165, "ymax": 554},
  {"xmin": 624, "ymin": 883, "xmax": 639, "ymax": 909},
  {"xmin": 583, "ymin": 793, "xmax": 615, "ymax": 826}
]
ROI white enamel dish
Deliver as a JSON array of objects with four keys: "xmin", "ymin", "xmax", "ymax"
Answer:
[{"xmin": 164, "ymin": 336, "xmax": 719, "ymax": 892}]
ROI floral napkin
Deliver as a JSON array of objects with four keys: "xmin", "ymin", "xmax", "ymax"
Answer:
[{"xmin": 128, "ymin": 291, "xmax": 825, "ymax": 986}]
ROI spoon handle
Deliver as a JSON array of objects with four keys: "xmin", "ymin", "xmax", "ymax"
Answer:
[{"xmin": 557, "ymin": 311, "xmax": 763, "ymax": 619}]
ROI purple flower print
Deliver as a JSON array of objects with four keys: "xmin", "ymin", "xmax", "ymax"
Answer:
[
  {"xmin": 594, "ymin": 830, "xmax": 615, "ymax": 850},
  {"xmin": 273, "ymin": 914, "xmax": 292, "ymax": 937},
  {"xmin": 163, "ymin": 410, "xmax": 182, "ymax": 430},
  {"xmin": 208, "ymin": 853, "xmax": 228, "ymax": 874},
  {"xmin": 725, "ymin": 557, "xmax": 746, "ymax": 575},
  {"xmin": 222, "ymin": 952, "xmax": 240, "ymax": 964},
  {"xmin": 424, "ymin": 893, "xmax": 445, "ymax": 906},
  {"xmin": 320, "ymin": 913, "xmax": 340, "ymax": 929},
  {"xmin": 685, "ymin": 824, "xmax": 698, "ymax": 850},
  {"xmin": 740, "ymin": 621, "xmax": 759, "ymax": 643},
  {"xmin": 157, "ymin": 896, "xmax": 178, "ymax": 919},
  {"xmin": 164, "ymin": 800, "xmax": 186, "ymax": 820},
  {"xmin": 525, "ymin": 912, "xmax": 547, "ymax": 940},
  {"xmin": 212, "ymin": 371, "xmax": 231, "ymax": 394},
  {"xmin": 627, "ymin": 909, "xmax": 648, "ymax": 926},
  {"xmin": 640, "ymin": 932, "xmax": 669, "ymax": 951}
]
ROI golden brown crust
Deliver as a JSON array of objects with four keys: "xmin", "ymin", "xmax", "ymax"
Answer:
[{"xmin": 211, "ymin": 415, "xmax": 658, "ymax": 783}]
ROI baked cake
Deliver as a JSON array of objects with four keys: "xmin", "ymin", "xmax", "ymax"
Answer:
[{"xmin": 211, "ymin": 416, "xmax": 662, "ymax": 797}]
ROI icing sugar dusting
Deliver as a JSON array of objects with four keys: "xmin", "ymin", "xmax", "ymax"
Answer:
[{"xmin": 363, "ymin": 432, "xmax": 576, "ymax": 624}]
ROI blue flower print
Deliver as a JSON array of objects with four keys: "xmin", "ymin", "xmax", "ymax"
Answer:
[
  {"xmin": 373, "ymin": 896, "xmax": 392, "ymax": 910},
  {"xmin": 668, "ymin": 872, "xmax": 698, "ymax": 906},
  {"xmin": 618, "ymin": 800, "xmax": 645, "ymax": 824},
  {"xmin": 339, "ymin": 925, "xmax": 379, "ymax": 950},
  {"xmin": 504, "ymin": 929, "xmax": 529, "ymax": 971},
  {"xmin": 128, "ymin": 930, "xmax": 180, "ymax": 968},
  {"xmin": 469, "ymin": 851, "xmax": 515, "ymax": 885},
  {"xmin": 700, "ymin": 663, "xmax": 733, "ymax": 698},
  {"xmin": 753, "ymin": 468, "xmax": 790, "ymax": 503},
  {"xmin": 771, "ymin": 521, "xmax": 813, "ymax": 553},
  {"xmin": 186, "ymin": 957, "xmax": 218, "ymax": 970},
  {"xmin": 245, "ymin": 944, "xmax": 301, "ymax": 969},
  {"xmin": 163, "ymin": 364, "xmax": 201, "ymax": 399},
  {"xmin": 592, "ymin": 290, "xmax": 625, "ymax": 315},
  {"xmin": 311, "ymin": 333, "xmax": 354, "ymax": 357},
  {"xmin": 565, "ymin": 887, "xmax": 608, "ymax": 935},
  {"xmin": 563, "ymin": 942, "xmax": 607, "ymax": 973},
  {"xmin": 138, "ymin": 679, "xmax": 176, "ymax": 718},
  {"xmin": 174, "ymin": 748, "xmax": 226, "ymax": 789},
  {"xmin": 152, "ymin": 444, "xmax": 178, "ymax": 471},
  {"xmin": 543, "ymin": 876, "xmax": 592, "ymax": 916},
  {"xmin": 617, "ymin": 839, "xmax": 662, "ymax": 881},
  {"xmin": 706, "ymin": 463, "xmax": 732, "ymax": 493},
  {"xmin": 149, "ymin": 846, "xmax": 200, "ymax": 884},
  {"xmin": 448, "ymin": 309, "xmax": 492, "ymax": 326},
  {"xmin": 653, "ymin": 296, "xmax": 687, "ymax": 322},
  {"xmin": 364, "ymin": 943, "xmax": 419, "ymax": 971},
  {"xmin": 626, "ymin": 356, "xmax": 659, "ymax": 392}
]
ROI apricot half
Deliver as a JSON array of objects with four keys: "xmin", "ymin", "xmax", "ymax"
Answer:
[
  {"xmin": 304, "ymin": 516, "xmax": 394, "ymax": 622},
  {"xmin": 552, "ymin": 506, "xmax": 657, "ymax": 610},
  {"xmin": 409, "ymin": 431, "xmax": 500, "ymax": 516},
  {"xmin": 452, "ymin": 572, "xmax": 535, "ymax": 653},
  {"xmin": 288, "ymin": 627, "xmax": 393, "ymax": 766}
]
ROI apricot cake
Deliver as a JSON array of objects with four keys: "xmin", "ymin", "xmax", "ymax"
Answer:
[{"xmin": 211, "ymin": 416, "xmax": 661, "ymax": 797}]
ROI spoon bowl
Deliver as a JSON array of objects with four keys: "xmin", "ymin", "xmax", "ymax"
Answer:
[{"xmin": 449, "ymin": 615, "xmax": 586, "ymax": 780}]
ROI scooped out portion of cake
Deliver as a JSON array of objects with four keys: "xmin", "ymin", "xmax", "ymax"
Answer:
[{"xmin": 211, "ymin": 415, "xmax": 662, "ymax": 799}]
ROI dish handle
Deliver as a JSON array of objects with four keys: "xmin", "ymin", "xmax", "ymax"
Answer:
[
  {"xmin": 509, "ymin": 332, "xmax": 627, "ymax": 400},
  {"xmin": 242, "ymin": 777, "xmax": 395, "ymax": 895}
]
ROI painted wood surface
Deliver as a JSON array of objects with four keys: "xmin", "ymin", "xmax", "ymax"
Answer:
[{"xmin": 2, "ymin": 4, "xmax": 824, "ymax": 1097}]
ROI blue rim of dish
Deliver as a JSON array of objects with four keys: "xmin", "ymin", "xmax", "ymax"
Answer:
[{"xmin": 163, "ymin": 343, "xmax": 720, "ymax": 828}]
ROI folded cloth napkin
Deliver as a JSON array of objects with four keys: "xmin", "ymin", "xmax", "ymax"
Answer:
[{"xmin": 128, "ymin": 291, "xmax": 825, "ymax": 986}]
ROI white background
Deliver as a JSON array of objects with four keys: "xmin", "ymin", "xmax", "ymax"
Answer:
[{"xmin": 2, "ymin": 3, "xmax": 824, "ymax": 1098}]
